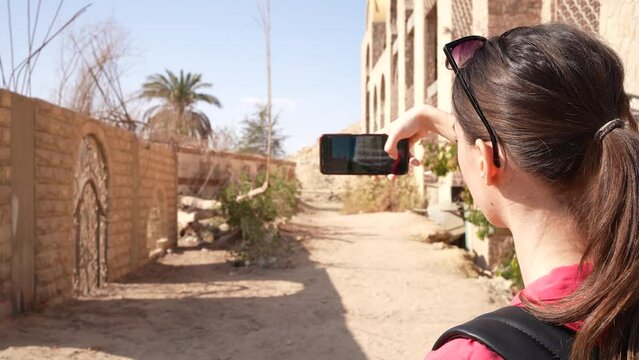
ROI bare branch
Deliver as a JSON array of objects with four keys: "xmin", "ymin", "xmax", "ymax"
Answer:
[
  {"xmin": 7, "ymin": 0, "xmax": 16, "ymax": 89},
  {"xmin": 0, "ymin": 49, "xmax": 6, "ymax": 88},
  {"xmin": 25, "ymin": 0, "xmax": 44, "ymax": 94},
  {"xmin": 29, "ymin": 0, "xmax": 65, "ymax": 73},
  {"xmin": 9, "ymin": 3, "xmax": 90, "ymax": 91},
  {"xmin": 55, "ymin": 19, "xmax": 138, "ymax": 131}
]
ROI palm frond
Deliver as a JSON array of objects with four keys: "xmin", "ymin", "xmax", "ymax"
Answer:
[{"xmin": 140, "ymin": 69, "xmax": 221, "ymax": 144}]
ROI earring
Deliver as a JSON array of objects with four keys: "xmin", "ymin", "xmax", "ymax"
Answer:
[{"xmin": 480, "ymin": 171, "xmax": 485, "ymax": 179}]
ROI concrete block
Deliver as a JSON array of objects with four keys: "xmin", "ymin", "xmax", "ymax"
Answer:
[
  {"xmin": 0, "ymin": 91, "xmax": 10, "ymax": 108},
  {"xmin": 0, "ymin": 167, "xmax": 9, "ymax": 185},
  {"xmin": 0, "ymin": 148, "xmax": 9, "ymax": 164},
  {"xmin": 0, "ymin": 109, "xmax": 9, "ymax": 129},
  {"xmin": 0, "ymin": 203, "xmax": 10, "ymax": 225},
  {"xmin": 34, "ymin": 115, "xmax": 49, "ymax": 132},
  {"xmin": 0, "ymin": 224, "xmax": 10, "ymax": 249},
  {"xmin": 36, "ymin": 232, "xmax": 66, "ymax": 251},
  {"xmin": 0, "ymin": 186, "xmax": 11, "ymax": 206},
  {"xmin": 0, "ymin": 128, "xmax": 9, "ymax": 146},
  {"xmin": 35, "ymin": 249, "xmax": 58, "ymax": 272},
  {"xmin": 36, "ymin": 216, "xmax": 72, "ymax": 235}
]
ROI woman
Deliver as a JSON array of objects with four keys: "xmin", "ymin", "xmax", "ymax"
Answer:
[{"xmin": 382, "ymin": 23, "xmax": 639, "ymax": 359}]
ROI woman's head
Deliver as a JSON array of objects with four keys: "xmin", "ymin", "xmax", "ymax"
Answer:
[
  {"xmin": 452, "ymin": 23, "xmax": 639, "ymax": 358},
  {"xmin": 453, "ymin": 23, "xmax": 635, "ymax": 217}
]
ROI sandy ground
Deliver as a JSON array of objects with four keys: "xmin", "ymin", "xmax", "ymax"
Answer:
[{"xmin": 0, "ymin": 208, "xmax": 509, "ymax": 360}]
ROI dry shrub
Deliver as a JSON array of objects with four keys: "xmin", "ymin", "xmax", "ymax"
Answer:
[
  {"xmin": 219, "ymin": 171, "xmax": 299, "ymax": 267},
  {"xmin": 341, "ymin": 174, "xmax": 421, "ymax": 214}
]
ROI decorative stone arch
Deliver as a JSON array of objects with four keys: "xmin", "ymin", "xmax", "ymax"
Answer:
[
  {"xmin": 77, "ymin": 121, "xmax": 114, "ymax": 174},
  {"xmin": 72, "ymin": 134, "xmax": 109, "ymax": 296},
  {"xmin": 146, "ymin": 187, "xmax": 168, "ymax": 257}
]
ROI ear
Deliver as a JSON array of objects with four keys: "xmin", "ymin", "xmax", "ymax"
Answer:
[{"xmin": 474, "ymin": 139, "xmax": 499, "ymax": 186}]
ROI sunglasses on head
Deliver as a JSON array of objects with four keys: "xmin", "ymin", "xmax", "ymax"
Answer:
[{"xmin": 443, "ymin": 35, "xmax": 501, "ymax": 168}]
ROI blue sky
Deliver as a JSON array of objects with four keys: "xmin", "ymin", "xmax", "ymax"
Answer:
[{"xmin": 1, "ymin": 0, "xmax": 365, "ymax": 156}]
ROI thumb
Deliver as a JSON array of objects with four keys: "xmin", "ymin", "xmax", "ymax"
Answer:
[{"xmin": 384, "ymin": 129, "xmax": 400, "ymax": 160}]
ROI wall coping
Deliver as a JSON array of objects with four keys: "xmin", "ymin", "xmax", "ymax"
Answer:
[{"xmin": 177, "ymin": 147, "xmax": 296, "ymax": 167}]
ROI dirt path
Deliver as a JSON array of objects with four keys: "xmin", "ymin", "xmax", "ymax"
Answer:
[{"xmin": 0, "ymin": 209, "xmax": 508, "ymax": 360}]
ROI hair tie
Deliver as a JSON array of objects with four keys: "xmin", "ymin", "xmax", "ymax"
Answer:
[{"xmin": 595, "ymin": 118, "xmax": 625, "ymax": 142}]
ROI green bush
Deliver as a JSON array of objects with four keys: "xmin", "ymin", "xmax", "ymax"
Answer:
[
  {"xmin": 420, "ymin": 141, "xmax": 495, "ymax": 239},
  {"xmin": 421, "ymin": 141, "xmax": 458, "ymax": 177},
  {"xmin": 219, "ymin": 171, "xmax": 299, "ymax": 267},
  {"xmin": 460, "ymin": 188, "xmax": 496, "ymax": 240},
  {"xmin": 220, "ymin": 171, "xmax": 299, "ymax": 227},
  {"xmin": 495, "ymin": 252, "xmax": 524, "ymax": 291},
  {"xmin": 234, "ymin": 216, "xmax": 293, "ymax": 267},
  {"xmin": 341, "ymin": 174, "xmax": 421, "ymax": 214},
  {"xmin": 466, "ymin": 208, "xmax": 495, "ymax": 240}
]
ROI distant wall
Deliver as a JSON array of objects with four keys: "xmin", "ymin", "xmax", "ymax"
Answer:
[
  {"xmin": 177, "ymin": 148, "xmax": 296, "ymax": 198},
  {"xmin": 599, "ymin": 0, "xmax": 639, "ymax": 101},
  {"xmin": 0, "ymin": 90, "xmax": 177, "ymax": 321}
]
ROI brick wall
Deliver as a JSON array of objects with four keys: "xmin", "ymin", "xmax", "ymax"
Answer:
[
  {"xmin": 177, "ymin": 148, "xmax": 295, "ymax": 198},
  {"xmin": 488, "ymin": 0, "xmax": 542, "ymax": 36},
  {"xmin": 0, "ymin": 92, "xmax": 11, "ymax": 318},
  {"xmin": 599, "ymin": 0, "xmax": 639, "ymax": 97},
  {"xmin": 138, "ymin": 142, "xmax": 178, "ymax": 260},
  {"xmin": 372, "ymin": 23, "xmax": 387, "ymax": 66},
  {"xmin": 0, "ymin": 90, "xmax": 177, "ymax": 320}
]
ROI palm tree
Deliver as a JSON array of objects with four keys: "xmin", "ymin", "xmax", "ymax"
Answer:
[{"xmin": 140, "ymin": 70, "xmax": 221, "ymax": 143}]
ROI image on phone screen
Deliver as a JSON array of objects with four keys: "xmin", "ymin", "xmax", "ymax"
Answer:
[{"xmin": 319, "ymin": 134, "xmax": 409, "ymax": 175}]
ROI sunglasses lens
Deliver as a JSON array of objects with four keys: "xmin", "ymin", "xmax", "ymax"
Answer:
[{"xmin": 450, "ymin": 39, "xmax": 485, "ymax": 68}]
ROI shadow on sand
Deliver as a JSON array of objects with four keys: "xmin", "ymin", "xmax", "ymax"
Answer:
[{"xmin": 0, "ymin": 219, "xmax": 368, "ymax": 360}]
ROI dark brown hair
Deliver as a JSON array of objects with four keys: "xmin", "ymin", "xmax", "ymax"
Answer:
[{"xmin": 453, "ymin": 23, "xmax": 639, "ymax": 359}]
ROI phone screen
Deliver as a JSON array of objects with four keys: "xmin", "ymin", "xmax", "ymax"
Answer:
[{"xmin": 319, "ymin": 134, "xmax": 409, "ymax": 175}]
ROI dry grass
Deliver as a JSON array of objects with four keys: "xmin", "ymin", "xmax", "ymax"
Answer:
[{"xmin": 341, "ymin": 175, "xmax": 422, "ymax": 214}]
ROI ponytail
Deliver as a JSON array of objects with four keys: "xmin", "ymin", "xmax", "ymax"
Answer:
[{"xmin": 524, "ymin": 108, "xmax": 639, "ymax": 359}]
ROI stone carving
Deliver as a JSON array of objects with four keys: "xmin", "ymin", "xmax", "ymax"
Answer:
[{"xmin": 72, "ymin": 136, "xmax": 108, "ymax": 296}]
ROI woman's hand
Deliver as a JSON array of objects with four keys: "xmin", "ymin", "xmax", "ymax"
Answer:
[{"xmin": 376, "ymin": 104, "xmax": 456, "ymax": 180}]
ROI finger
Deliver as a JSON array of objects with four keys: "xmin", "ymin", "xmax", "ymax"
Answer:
[
  {"xmin": 409, "ymin": 135, "xmax": 421, "ymax": 146},
  {"xmin": 387, "ymin": 174, "xmax": 396, "ymax": 182},
  {"xmin": 384, "ymin": 127, "xmax": 400, "ymax": 160}
]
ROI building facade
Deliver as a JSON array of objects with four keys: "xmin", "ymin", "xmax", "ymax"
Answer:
[{"xmin": 361, "ymin": 0, "xmax": 639, "ymax": 208}]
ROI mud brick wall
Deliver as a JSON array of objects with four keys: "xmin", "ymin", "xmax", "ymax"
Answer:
[
  {"xmin": 488, "ymin": 0, "xmax": 542, "ymax": 36},
  {"xmin": 0, "ymin": 90, "xmax": 177, "ymax": 321},
  {"xmin": 177, "ymin": 148, "xmax": 295, "ymax": 198},
  {"xmin": 137, "ymin": 142, "xmax": 178, "ymax": 261},
  {"xmin": 0, "ymin": 92, "xmax": 11, "ymax": 318}
]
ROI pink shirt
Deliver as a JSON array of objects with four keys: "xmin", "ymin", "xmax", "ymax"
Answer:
[{"xmin": 425, "ymin": 264, "xmax": 589, "ymax": 360}]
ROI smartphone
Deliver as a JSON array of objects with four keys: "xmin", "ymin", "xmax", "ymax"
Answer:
[{"xmin": 319, "ymin": 134, "xmax": 409, "ymax": 175}]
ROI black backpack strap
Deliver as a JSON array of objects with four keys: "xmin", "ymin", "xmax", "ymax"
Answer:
[{"xmin": 432, "ymin": 306, "xmax": 575, "ymax": 360}]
